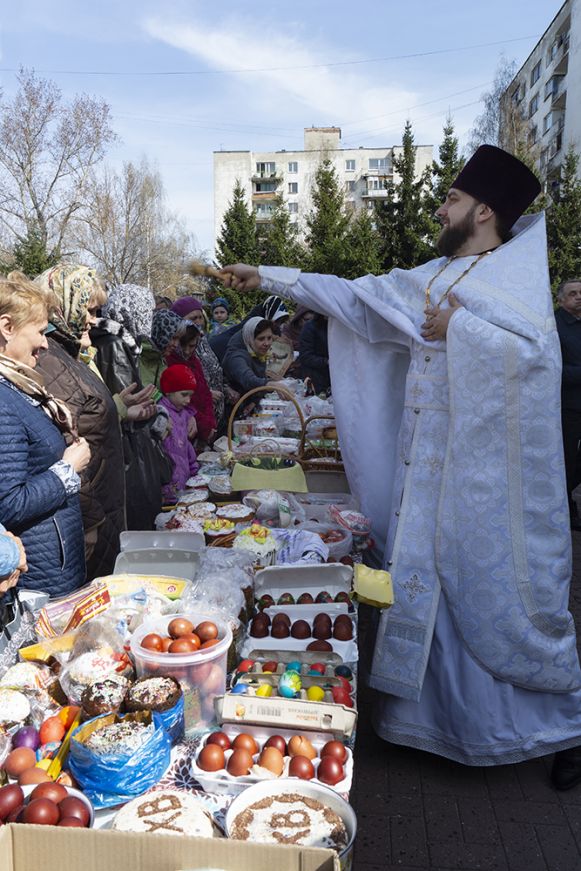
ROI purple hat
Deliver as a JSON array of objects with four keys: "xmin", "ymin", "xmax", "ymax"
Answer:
[
  {"xmin": 171, "ymin": 296, "xmax": 204, "ymax": 317},
  {"xmin": 451, "ymin": 145, "xmax": 541, "ymax": 228}
]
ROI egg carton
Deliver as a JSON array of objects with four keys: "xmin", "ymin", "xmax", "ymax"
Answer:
[
  {"xmin": 254, "ymin": 563, "xmax": 353, "ymax": 601},
  {"xmin": 215, "ymin": 692, "xmax": 356, "ymax": 740},
  {"xmin": 229, "ymin": 674, "xmax": 356, "ymax": 710},
  {"xmin": 234, "ymin": 660, "xmax": 357, "ymax": 697},
  {"xmin": 243, "ymin": 609, "xmax": 358, "ymax": 662},
  {"xmin": 191, "ymin": 721, "xmax": 354, "ymax": 797},
  {"xmin": 238, "ymin": 658, "xmax": 356, "ymax": 686}
]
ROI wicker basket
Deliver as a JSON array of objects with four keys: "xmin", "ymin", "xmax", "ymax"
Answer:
[{"xmin": 299, "ymin": 414, "xmax": 345, "ymax": 473}]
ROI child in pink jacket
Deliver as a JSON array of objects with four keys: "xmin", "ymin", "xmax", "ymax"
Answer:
[{"xmin": 159, "ymin": 364, "xmax": 200, "ymax": 505}]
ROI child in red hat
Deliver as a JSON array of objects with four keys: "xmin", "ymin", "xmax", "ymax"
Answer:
[{"xmin": 159, "ymin": 364, "xmax": 200, "ymax": 505}]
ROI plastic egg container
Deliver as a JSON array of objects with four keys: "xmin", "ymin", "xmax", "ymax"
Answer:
[
  {"xmin": 244, "ymin": 608, "xmax": 358, "ymax": 662},
  {"xmin": 191, "ymin": 724, "xmax": 353, "ymax": 797},
  {"xmin": 232, "ymin": 659, "xmax": 356, "ymax": 707}
]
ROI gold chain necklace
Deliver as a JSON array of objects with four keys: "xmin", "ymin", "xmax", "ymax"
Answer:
[{"xmin": 424, "ymin": 250, "xmax": 492, "ymax": 309}]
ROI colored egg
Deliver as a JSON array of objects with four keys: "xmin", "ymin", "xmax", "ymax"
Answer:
[
  {"xmin": 334, "ymin": 665, "xmax": 353, "ymax": 680},
  {"xmin": 258, "ymin": 746, "xmax": 284, "ymax": 776},
  {"xmin": 237, "ymin": 659, "xmax": 255, "ymax": 673},
  {"xmin": 278, "ymin": 671, "xmax": 302, "ymax": 698},
  {"xmin": 255, "ymin": 684, "xmax": 273, "ymax": 698},
  {"xmin": 231, "ymin": 683, "xmax": 247, "ymax": 694},
  {"xmin": 306, "ymin": 686, "xmax": 325, "ymax": 702},
  {"xmin": 261, "ymin": 660, "xmax": 278, "ymax": 673},
  {"xmin": 286, "ymin": 661, "xmax": 302, "ymax": 673}
]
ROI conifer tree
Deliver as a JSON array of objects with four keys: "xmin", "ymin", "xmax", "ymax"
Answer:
[
  {"xmin": 259, "ymin": 195, "xmax": 305, "ymax": 267},
  {"xmin": 6, "ymin": 223, "xmax": 60, "ymax": 276},
  {"xmin": 423, "ymin": 117, "xmax": 465, "ymax": 243},
  {"xmin": 304, "ymin": 159, "xmax": 350, "ymax": 275},
  {"xmin": 215, "ymin": 179, "xmax": 259, "ymax": 267},
  {"xmin": 343, "ymin": 208, "xmax": 383, "ymax": 279},
  {"xmin": 375, "ymin": 121, "xmax": 433, "ymax": 271},
  {"xmin": 546, "ymin": 146, "xmax": 581, "ymax": 291}
]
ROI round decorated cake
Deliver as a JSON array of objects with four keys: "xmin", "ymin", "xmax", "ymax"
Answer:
[
  {"xmin": 233, "ymin": 524, "xmax": 278, "ymax": 566},
  {"xmin": 83, "ymin": 718, "xmax": 154, "ymax": 755},
  {"xmin": 216, "ymin": 503, "xmax": 255, "ymax": 524},
  {"xmin": 185, "ymin": 473, "xmax": 212, "ymax": 489},
  {"xmin": 112, "ymin": 790, "xmax": 217, "ymax": 837},
  {"xmin": 177, "ymin": 489, "xmax": 210, "ymax": 506},
  {"xmin": 230, "ymin": 792, "xmax": 348, "ymax": 852},
  {"xmin": 81, "ymin": 675, "xmax": 130, "ymax": 718},
  {"xmin": 124, "ymin": 676, "xmax": 182, "ymax": 713}
]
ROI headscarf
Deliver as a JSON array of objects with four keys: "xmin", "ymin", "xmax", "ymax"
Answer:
[
  {"xmin": 35, "ymin": 264, "xmax": 100, "ymax": 341},
  {"xmin": 212, "ymin": 297, "xmax": 230, "ymax": 313},
  {"xmin": 241, "ymin": 316, "xmax": 268, "ymax": 359},
  {"xmin": 172, "ymin": 296, "xmax": 203, "ymax": 318},
  {"xmin": 103, "ymin": 283, "xmax": 155, "ymax": 341},
  {"xmin": 0, "ymin": 353, "xmax": 75, "ymax": 435},
  {"xmin": 151, "ymin": 310, "xmax": 187, "ymax": 354},
  {"xmin": 263, "ymin": 295, "xmax": 288, "ymax": 322}
]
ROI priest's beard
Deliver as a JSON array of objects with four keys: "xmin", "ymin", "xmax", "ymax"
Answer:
[{"xmin": 436, "ymin": 205, "xmax": 478, "ymax": 257}]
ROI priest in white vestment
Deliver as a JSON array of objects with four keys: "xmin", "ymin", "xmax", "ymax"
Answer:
[{"xmin": 219, "ymin": 146, "xmax": 581, "ymax": 789}]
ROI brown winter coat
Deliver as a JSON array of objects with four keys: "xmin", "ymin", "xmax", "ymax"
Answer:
[{"xmin": 36, "ymin": 334, "xmax": 126, "ymax": 580}]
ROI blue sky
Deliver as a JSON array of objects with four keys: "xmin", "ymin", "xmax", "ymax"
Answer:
[{"xmin": 0, "ymin": 0, "xmax": 563, "ymax": 254}]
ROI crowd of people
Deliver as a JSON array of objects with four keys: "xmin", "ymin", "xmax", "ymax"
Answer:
[{"xmin": 0, "ymin": 268, "xmax": 329, "ymax": 613}]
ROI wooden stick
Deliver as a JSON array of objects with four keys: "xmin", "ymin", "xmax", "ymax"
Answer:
[{"xmin": 187, "ymin": 260, "xmax": 229, "ymax": 281}]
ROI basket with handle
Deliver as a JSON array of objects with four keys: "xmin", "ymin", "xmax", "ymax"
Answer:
[
  {"xmin": 299, "ymin": 414, "xmax": 345, "ymax": 473},
  {"xmin": 227, "ymin": 386, "xmax": 308, "ymax": 492}
]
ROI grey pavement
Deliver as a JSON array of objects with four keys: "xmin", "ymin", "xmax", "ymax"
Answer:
[{"xmin": 351, "ymin": 531, "xmax": 581, "ymax": 871}]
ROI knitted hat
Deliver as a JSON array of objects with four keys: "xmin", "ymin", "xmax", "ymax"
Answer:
[
  {"xmin": 451, "ymin": 145, "xmax": 541, "ymax": 228},
  {"xmin": 212, "ymin": 296, "xmax": 230, "ymax": 312},
  {"xmin": 172, "ymin": 296, "xmax": 204, "ymax": 317},
  {"xmin": 160, "ymin": 363, "xmax": 197, "ymax": 394}
]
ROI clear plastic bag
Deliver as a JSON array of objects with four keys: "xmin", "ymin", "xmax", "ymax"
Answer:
[
  {"xmin": 68, "ymin": 712, "xmax": 171, "ymax": 808},
  {"xmin": 57, "ymin": 620, "xmax": 132, "ymax": 705}
]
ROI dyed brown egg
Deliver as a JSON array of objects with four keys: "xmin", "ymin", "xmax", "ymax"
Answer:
[
  {"xmin": 0, "ymin": 784, "xmax": 24, "ymax": 822},
  {"xmin": 18, "ymin": 767, "xmax": 51, "ymax": 786},
  {"xmin": 264, "ymin": 734, "xmax": 287, "ymax": 755},
  {"xmin": 22, "ymin": 797, "xmax": 60, "ymax": 826},
  {"xmin": 168, "ymin": 617, "xmax": 195, "ymax": 639},
  {"xmin": 206, "ymin": 731, "xmax": 231, "ymax": 751},
  {"xmin": 58, "ymin": 816, "xmax": 85, "ymax": 827},
  {"xmin": 272, "ymin": 613, "xmax": 291, "ymax": 628},
  {"xmin": 29, "ymin": 781, "xmax": 68, "ymax": 804},
  {"xmin": 168, "ymin": 637, "xmax": 197, "ymax": 654},
  {"xmin": 320, "ymin": 740, "xmax": 348, "ymax": 764},
  {"xmin": 195, "ymin": 621, "xmax": 219, "ymax": 643},
  {"xmin": 307, "ymin": 640, "xmax": 333, "ymax": 652},
  {"xmin": 287, "ymin": 735, "xmax": 316, "ymax": 760},
  {"xmin": 4, "ymin": 747, "xmax": 37, "ymax": 779},
  {"xmin": 271, "ymin": 621, "xmax": 290, "ymax": 639},
  {"xmin": 249, "ymin": 617, "xmax": 269, "ymax": 638},
  {"xmin": 226, "ymin": 748, "xmax": 254, "ymax": 777},
  {"xmin": 58, "ymin": 796, "xmax": 90, "ymax": 827},
  {"xmin": 197, "ymin": 744, "xmax": 225, "ymax": 772},
  {"xmin": 291, "ymin": 620, "xmax": 311, "ymax": 639},
  {"xmin": 317, "ymin": 756, "xmax": 345, "ymax": 786},
  {"xmin": 258, "ymin": 746, "xmax": 284, "ymax": 776},
  {"xmin": 313, "ymin": 612, "xmax": 332, "ymax": 626},
  {"xmin": 313, "ymin": 622, "xmax": 332, "ymax": 640},
  {"xmin": 160, "ymin": 636, "xmax": 173, "ymax": 652},
  {"xmin": 232, "ymin": 733, "xmax": 259, "ymax": 755},
  {"xmin": 297, "ymin": 593, "xmax": 314, "ymax": 605},
  {"xmin": 334, "ymin": 614, "xmax": 353, "ymax": 628},
  {"xmin": 333, "ymin": 622, "xmax": 353, "ymax": 641},
  {"xmin": 140, "ymin": 633, "xmax": 164, "ymax": 652},
  {"xmin": 289, "ymin": 755, "xmax": 315, "ymax": 780}
]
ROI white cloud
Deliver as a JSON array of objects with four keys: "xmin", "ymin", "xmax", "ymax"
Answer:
[{"xmin": 142, "ymin": 16, "xmax": 420, "ymax": 131}]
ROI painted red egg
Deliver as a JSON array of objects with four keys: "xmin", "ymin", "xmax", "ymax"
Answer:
[
  {"xmin": 289, "ymin": 755, "xmax": 315, "ymax": 780},
  {"xmin": 317, "ymin": 756, "xmax": 345, "ymax": 786},
  {"xmin": 22, "ymin": 797, "xmax": 60, "ymax": 826},
  {"xmin": 0, "ymin": 784, "xmax": 24, "ymax": 822},
  {"xmin": 168, "ymin": 617, "xmax": 195, "ymax": 639},
  {"xmin": 206, "ymin": 731, "xmax": 231, "ymax": 751},
  {"xmin": 320, "ymin": 740, "xmax": 348, "ymax": 764},
  {"xmin": 264, "ymin": 734, "xmax": 287, "ymax": 755},
  {"xmin": 58, "ymin": 796, "xmax": 90, "ymax": 827},
  {"xmin": 141, "ymin": 633, "xmax": 164, "ymax": 652}
]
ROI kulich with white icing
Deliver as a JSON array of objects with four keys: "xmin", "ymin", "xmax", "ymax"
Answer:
[
  {"xmin": 230, "ymin": 793, "xmax": 348, "ymax": 852},
  {"xmin": 112, "ymin": 790, "xmax": 216, "ymax": 837}
]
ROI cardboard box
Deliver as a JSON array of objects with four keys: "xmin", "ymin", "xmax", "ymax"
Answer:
[{"xmin": 0, "ymin": 825, "xmax": 339, "ymax": 871}]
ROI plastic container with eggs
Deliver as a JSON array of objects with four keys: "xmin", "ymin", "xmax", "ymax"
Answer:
[
  {"xmin": 242, "ymin": 606, "xmax": 358, "ymax": 662},
  {"xmin": 233, "ymin": 656, "xmax": 354, "ymax": 699},
  {"xmin": 191, "ymin": 714, "xmax": 355, "ymax": 797},
  {"xmin": 254, "ymin": 563, "xmax": 354, "ymax": 607}
]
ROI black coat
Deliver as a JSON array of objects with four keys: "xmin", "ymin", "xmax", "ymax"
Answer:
[
  {"xmin": 299, "ymin": 319, "xmax": 330, "ymax": 394},
  {"xmin": 222, "ymin": 331, "xmax": 268, "ymax": 396},
  {"xmin": 90, "ymin": 321, "xmax": 141, "ymax": 394},
  {"xmin": 555, "ymin": 307, "xmax": 581, "ymax": 412}
]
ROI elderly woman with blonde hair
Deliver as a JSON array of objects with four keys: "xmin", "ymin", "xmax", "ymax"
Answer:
[{"xmin": 0, "ymin": 274, "xmax": 90, "ymax": 596}]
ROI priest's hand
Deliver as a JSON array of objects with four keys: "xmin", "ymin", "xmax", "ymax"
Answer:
[
  {"xmin": 219, "ymin": 264, "xmax": 260, "ymax": 291},
  {"xmin": 421, "ymin": 293, "xmax": 462, "ymax": 342}
]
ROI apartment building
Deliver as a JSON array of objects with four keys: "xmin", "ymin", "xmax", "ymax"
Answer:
[
  {"xmin": 213, "ymin": 127, "xmax": 432, "ymax": 245},
  {"xmin": 503, "ymin": 0, "xmax": 580, "ymax": 185}
]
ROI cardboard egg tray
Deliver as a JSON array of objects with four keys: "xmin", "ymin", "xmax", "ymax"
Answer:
[
  {"xmin": 253, "ymin": 563, "xmax": 353, "ymax": 602},
  {"xmin": 231, "ymin": 673, "xmax": 354, "ymax": 708},
  {"xmin": 192, "ymin": 715, "xmax": 354, "ymax": 797},
  {"xmin": 235, "ymin": 660, "xmax": 357, "ymax": 697},
  {"xmin": 243, "ymin": 607, "xmax": 358, "ymax": 662}
]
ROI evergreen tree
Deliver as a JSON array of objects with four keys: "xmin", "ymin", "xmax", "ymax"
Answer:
[
  {"xmin": 2, "ymin": 223, "xmax": 60, "ymax": 276},
  {"xmin": 214, "ymin": 179, "xmax": 260, "ymax": 318},
  {"xmin": 215, "ymin": 179, "xmax": 259, "ymax": 267},
  {"xmin": 375, "ymin": 121, "xmax": 433, "ymax": 271},
  {"xmin": 343, "ymin": 208, "xmax": 383, "ymax": 279},
  {"xmin": 259, "ymin": 195, "xmax": 305, "ymax": 267},
  {"xmin": 304, "ymin": 159, "xmax": 350, "ymax": 275},
  {"xmin": 546, "ymin": 146, "xmax": 581, "ymax": 291},
  {"xmin": 423, "ymin": 117, "xmax": 465, "ymax": 243}
]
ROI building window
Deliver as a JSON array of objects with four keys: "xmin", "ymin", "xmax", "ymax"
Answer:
[
  {"xmin": 288, "ymin": 202, "xmax": 298, "ymax": 214},
  {"xmin": 288, "ymin": 182, "xmax": 298, "ymax": 194},
  {"xmin": 528, "ymin": 93, "xmax": 539, "ymax": 117},
  {"xmin": 255, "ymin": 203, "xmax": 274, "ymax": 216},
  {"xmin": 369, "ymin": 157, "xmax": 389, "ymax": 170},
  {"xmin": 543, "ymin": 112, "xmax": 553, "ymax": 134},
  {"xmin": 345, "ymin": 180, "xmax": 355, "ymax": 192},
  {"xmin": 368, "ymin": 178, "xmax": 384, "ymax": 190},
  {"xmin": 255, "ymin": 181, "xmax": 277, "ymax": 192},
  {"xmin": 540, "ymin": 147, "xmax": 549, "ymax": 168},
  {"xmin": 255, "ymin": 161, "xmax": 276, "ymax": 176},
  {"xmin": 288, "ymin": 161, "xmax": 298, "ymax": 173},
  {"xmin": 345, "ymin": 159, "xmax": 355, "ymax": 171},
  {"xmin": 511, "ymin": 82, "xmax": 524, "ymax": 104},
  {"xmin": 529, "ymin": 125, "xmax": 538, "ymax": 145},
  {"xmin": 530, "ymin": 61, "xmax": 541, "ymax": 86},
  {"xmin": 547, "ymin": 41, "xmax": 558, "ymax": 65}
]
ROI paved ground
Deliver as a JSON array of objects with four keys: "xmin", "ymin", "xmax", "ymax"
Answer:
[{"xmin": 351, "ymin": 531, "xmax": 581, "ymax": 871}]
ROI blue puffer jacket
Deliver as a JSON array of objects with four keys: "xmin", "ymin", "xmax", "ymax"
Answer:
[{"xmin": 0, "ymin": 381, "xmax": 85, "ymax": 597}]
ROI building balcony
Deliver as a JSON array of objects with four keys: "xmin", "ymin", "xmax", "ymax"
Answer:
[
  {"xmin": 552, "ymin": 86, "xmax": 567, "ymax": 110},
  {"xmin": 251, "ymin": 171, "xmax": 281, "ymax": 182},
  {"xmin": 361, "ymin": 188, "xmax": 389, "ymax": 198},
  {"xmin": 251, "ymin": 190, "xmax": 278, "ymax": 200},
  {"xmin": 358, "ymin": 168, "xmax": 392, "ymax": 179},
  {"xmin": 554, "ymin": 36, "xmax": 569, "ymax": 75}
]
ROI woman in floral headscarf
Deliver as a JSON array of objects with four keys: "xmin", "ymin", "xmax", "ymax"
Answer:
[{"xmin": 34, "ymin": 264, "xmax": 126, "ymax": 579}]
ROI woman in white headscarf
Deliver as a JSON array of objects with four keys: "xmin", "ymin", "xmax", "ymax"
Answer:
[{"xmin": 222, "ymin": 317, "xmax": 278, "ymax": 397}]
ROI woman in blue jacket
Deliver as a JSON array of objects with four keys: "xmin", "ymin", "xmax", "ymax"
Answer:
[{"xmin": 0, "ymin": 275, "xmax": 90, "ymax": 597}]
